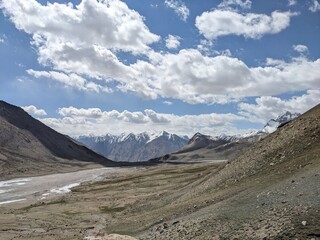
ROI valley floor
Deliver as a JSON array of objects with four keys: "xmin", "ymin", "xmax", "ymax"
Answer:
[{"xmin": 0, "ymin": 157, "xmax": 319, "ymax": 239}]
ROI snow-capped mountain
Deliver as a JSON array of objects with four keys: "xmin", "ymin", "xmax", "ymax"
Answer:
[
  {"xmin": 260, "ymin": 111, "xmax": 300, "ymax": 134},
  {"xmin": 77, "ymin": 131, "xmax": 189, "ymax": 162},
  {"xmin": 176, "ymin": 111, "xmax": 301, "ymax": 156}
]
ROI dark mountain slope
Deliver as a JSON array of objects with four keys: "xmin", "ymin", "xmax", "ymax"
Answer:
[{"xmin": 0, "ymin": 100, "xmax": 116, "ymax": 179}]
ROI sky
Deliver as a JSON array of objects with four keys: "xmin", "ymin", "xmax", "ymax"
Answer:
[{"xmin": 0, "ymin": 0, "xmax": 319, "ymax": 137}]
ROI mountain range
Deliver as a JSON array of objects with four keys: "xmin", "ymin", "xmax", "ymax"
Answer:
[
  {"xmin": 77, "ymin": 111, "xmax": 300, "ymax": 162},
  {"xmin": 0, "ymin": 99, "xmax": 302, "ymax": 179},
  {"xmin": 77, "ymin": 131, "xmax": 188, "ymax": 162}
]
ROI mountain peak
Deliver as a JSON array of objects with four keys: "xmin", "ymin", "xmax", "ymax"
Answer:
[
  {"xmin": 261, "ymin": 111, "xmax": 300, "ymax": 134},
  {"xmin": 77, "ymin": 131, "xmax": 189, "ymax": 162}
]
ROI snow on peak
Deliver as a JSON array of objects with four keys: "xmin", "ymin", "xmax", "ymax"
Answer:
[{"xmin": 261, "ymin": 111, "xmax": 300, "ymax": 134}]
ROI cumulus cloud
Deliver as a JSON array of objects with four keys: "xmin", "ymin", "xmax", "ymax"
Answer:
[
  {"xmin": 144, "ymin": 109, "xmax": 170, "ymax": 123},
  {"xmin": 164, "ymin": 0, "xmax": 190, "ymax": 21},
  {"xmin": 40, "ymin": 107, "xmax": 248, "ymax": 137},
  {"xmin": 238, "ymin": 90, "xmax": 320, "ymax": 123},
  {"xmin": 218, "ymin": 0, "xmax": 252, "ymax": 10},
  {"xmin": 0, "ymin": 0, "xmax": 159, "ymax": 54},
  {"xmin": 21, "ymin": 105, "xmax": 47, "ymax": 116},
  {"xmin": 163, "ymin": 101, "xmax": 173, "ymax": 105},
  {"xmin": 288, "ymin": 0, "xmax": 297, "ymax": 6},
  {"xmin": 165, "ymin": 35, "xmax": 181, "ymax": 49},
  {"xmin": 1, "ymin": 0, "xmax": 319, "ymax": 106},
  {"xmin": 132, "ymin": 50, "xmax": 320, "ymax": 104},
  {"xmin": 27, "ymin": 69, "xmax": 112, "ymax": 93},
  {"xmin": 0, "ymin": 0, "xmax": 158, "ymax": 93},
  {"xmin": 58, "ymin": 107, "xmax": 103, "ymax": 118},
  {"xmin": 196, "ymin": 10, "xmax": 297, "ymax": 40},
  {"xmin": 293, "ymin": 44, "xmax": 308, "ymax": 54},
  {"xmin": 309, "ymin": 0, "xmax": 320, "ymax": 12}
]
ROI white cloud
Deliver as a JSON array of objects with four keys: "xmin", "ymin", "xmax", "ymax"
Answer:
[
  {"xmin": 58, "ymin": 107, "xmax": 103, "ymax": 118},
  {"xmin": 132, "ymin": 50, "xmax": 320, "ymax": 104},
  {"xmin": 144, "ymin": 109, "xmax": 170, "ymax": 123},
  {"xmin": 39, "ymin": 107, "xmax": 249, "ymax": 137},
  {"xmin": 27, "ymin": 69, "xmax": 112, "ymax": 93},
  {"xmin": 1, "ymin": 0, "xmax": 319, "ymax": 106},
  {"xmin": 309, "ymin": 0, "xmax": 320, "ymax": 12},
  {"xmin": 196, "ymin": 10, "xmax": 297, "ymax": 40},
  {"xmin": 164, "ymin": 0, "xmax": 190, "ymax": 21},
  {"xmin": 165, "ymin": 35, "xmax": 181, "ymax": 49},
  {"xmin": 21, "ymin": 105, "xmax": 47, "ymax": 116},
  {"xmin": 0, "ymin": 0, "xmax": 160, "ymax": 97},
  {"xmin": 0, "ymin": 33, "xmax": 7, "ymax": 43},
  {"xmin": 293, "ymin": 44, "xmax": 308, "ymax": 54},
  {"xmin": 218, "ymin": 0, "xmax": 252, "ymax": 10},
  {"xmin": 163, "ymin": 101, "xmax": 173, "ymax": 105},
  {"xmin": 0, "ymin": 0, "xmax": 159, "ymax": 54},
  {"xmin": 0, "ymin": 0, "xmax": 159, "ymax": 89},
  {"xmin": 288, "ymin": 0, "xmax": 297, "ymax": 6},
  {"xmin": 238, "ymin": 90, "xmax": 320, "ymax": 123}
]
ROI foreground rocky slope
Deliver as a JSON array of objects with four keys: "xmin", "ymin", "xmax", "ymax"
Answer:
[
  {"xmin": 141, "ymin": 103, "xmax": 320, "ymax": 239},
  {"xmin": 0, "ymin": 101, "xmax": 116, "ymax": 179}
]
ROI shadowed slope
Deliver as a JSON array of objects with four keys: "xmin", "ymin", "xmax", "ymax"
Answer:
[{"xmin": 0, "ymin": 100, "xmax": 117, "ymax": 179}]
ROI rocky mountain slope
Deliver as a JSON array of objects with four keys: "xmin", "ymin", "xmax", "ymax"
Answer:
[
  {"xmin": 0, "ymin": 100, "xmax": 116, "ymax": 180},
  {"xmin": 152, "ymin": 132, "xmax": 264, "ymax": 162},
  {"xmin": 77, "ymin": 131, "xmax": 188, "ymax": 162},
  {"xmin": 141, "ymin": 103, "xmax": 320, "ymax": 239}
]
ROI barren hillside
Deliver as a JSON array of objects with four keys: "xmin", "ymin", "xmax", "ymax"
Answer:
[{"xmin": 0, "ymin": 100, "xmax": 116, "ymax": 179}]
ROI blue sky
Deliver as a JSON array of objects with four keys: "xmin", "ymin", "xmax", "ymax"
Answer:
[{"xmin": 0, "ymin": 0, "xmax": 319, "ymax": 137}]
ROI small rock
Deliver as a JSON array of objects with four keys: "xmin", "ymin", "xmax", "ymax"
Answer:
[
  {"xmin": 301, "ymin": 221, "xmax": 307, "ymax": 226},
  {"xmin": 270, "ymin": 163, "xmax": 274, "ymax": 166},
  {"xmin": 163, "ymin": 223, "xmax": 168, "ymax": 229},
  {"xmin": 172, "ymin": 221, "xmax": 180, "ymax": 225}
]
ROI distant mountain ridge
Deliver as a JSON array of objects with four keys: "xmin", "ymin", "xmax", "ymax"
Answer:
[
  {"xmin": 77, "ymin": 131, "xmax": 189, "ymax": 162},
  {"xmin": 77, "ymin": 111, "xmax": 301, "ymax": 163},
  {"xmin": 152, "ymin": 111, "xmax": 301, "ymax": 163}
]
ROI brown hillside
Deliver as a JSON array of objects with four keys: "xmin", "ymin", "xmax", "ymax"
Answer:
[{"xmin": 0, "ymin": 100, "xmax": 116, "ymax": 179}]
